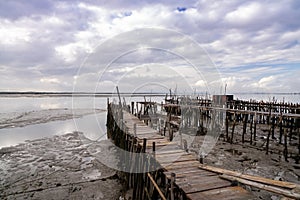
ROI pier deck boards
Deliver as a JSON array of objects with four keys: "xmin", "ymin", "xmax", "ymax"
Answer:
[{"xmin": 121, "ymin": 111, "xmax": 254, "ymax": 199}]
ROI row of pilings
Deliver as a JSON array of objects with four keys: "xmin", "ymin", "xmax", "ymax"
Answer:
[
  {"xmin": 225, "ymin": 100, "xmax": 299, "ymax": 162},
  {"xmin": 106, "ymin": 102, "xmax": 186, "ymax": 200},
  {"xmin": 163, "ymin": 96, "xmax": 300, "ymax": 163}
]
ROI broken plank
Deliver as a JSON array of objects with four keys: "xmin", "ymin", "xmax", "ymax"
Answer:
[
  {"xmin": 199, "ymin": 164, "xmax": 298, "ymax": 190},
  {"xmin": 220, "ymin": 175, "xmax": 300, "ymax": 199}
]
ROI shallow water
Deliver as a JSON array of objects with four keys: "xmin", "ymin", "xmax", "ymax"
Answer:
[
  {"xmin": 0, "ymin": 94, "xmax": 298, "ymax": 148},
  {"xmin": 0, "ymin": 112, "xmax": 107, "ymax": 147},
  {"xmin": 0, "ymin": 96, "xmax": 159, "ymax": 148}
]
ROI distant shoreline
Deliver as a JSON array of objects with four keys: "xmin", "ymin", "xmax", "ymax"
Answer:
[
  {"xmin": 0, "ymin": 92, "xmax": 166, "ymax": 98},
  {"xmin": 0, "ymin": 91, "xmax": 299, "ymax": 96}
]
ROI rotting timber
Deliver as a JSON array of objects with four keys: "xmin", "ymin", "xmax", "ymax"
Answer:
[{"xmin": 106, "ymin": 95, "xmax": 300, "ymax": 200}]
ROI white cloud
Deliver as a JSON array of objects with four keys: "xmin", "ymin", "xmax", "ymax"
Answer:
[
  {"xmin": 225, "ymin": 2, "xmax": 262, "ymax": 25},
  {"xmin": 40, "ymin": 77, "xmax": 60, "ymax": 84},
  {"xmin": 0, "ymin": 19, "xmax": 32, "ymax": 45},
  {"xmin": 195, "ymin": 80, "xmax": 206, "ymax": 87},
  {"xmin": 0, "ymin": 0, "xmax": 299, "ymax": 94}
]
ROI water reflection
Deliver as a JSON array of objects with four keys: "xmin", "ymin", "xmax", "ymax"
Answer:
[{"xmin": 0, "ymin": 113, "xmax": 107, "ymax": 148}]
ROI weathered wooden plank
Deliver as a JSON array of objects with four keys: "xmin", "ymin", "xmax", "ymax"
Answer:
[
  {"xmin": 164, "ymin": 170, "xmax": 216, "ymax": 179},
  {"xmin": 137, "ymin": 138, "xmax": 168, "ymax": 144},
  {"xmin": 139, "ymin": 141, "xmax": 178, "ymax": 148},
  {"xmin": 187, "ymin": 186, "xmax": 253, "ymax": 200},
  {"xmin": 146, "ymin": 145, "xmax": 182, "ymax": 153},
  {"xmin": 156, "ymin": 154, "xmax": 196, "ymax": 164},
  {"xmin": 155, "ymin": 149, "xmax": 185, "ymax": 155},
  {"xmin": 177, "ymin": 176, "xmax": 232, "ymax": 193},
  {"xmin": 221, "ymin": 175, "xmax": 300, "ymax": 199},
  {"xmin": 199, "ymin": 164, "xmax": 298, "ymax": 190},
  {"xmin": 164, "ymin": 166, "xmax": 203, "ymax": 174},
  {"xmin": 155, "ymin": 152, "xmax": 189, "ymax": 158},
  {"xmin": 163, "ymin": 160, "xmax": 200, "ymax": 169}
]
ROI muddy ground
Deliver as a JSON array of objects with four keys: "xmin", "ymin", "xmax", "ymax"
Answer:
[
  {"xmin": 0, "ymin": 132, "xmax": 124, "ymax": 200},
  {"xmin": 0, "ymin": 109, "xmax": 124, "ymax": 200}
]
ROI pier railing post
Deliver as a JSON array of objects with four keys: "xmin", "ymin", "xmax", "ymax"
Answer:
[
  {"xmin": 133, "ymin": 123, "xmax": 137, "ymax": 137},
  {"xmin": 171, "ymin": 173, "xmax": 176, "ymax": 200}
]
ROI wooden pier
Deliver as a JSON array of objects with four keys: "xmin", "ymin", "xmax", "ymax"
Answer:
[{"xmin": 106, "ymin": 95, "xmax": 300, "ymax": 200}]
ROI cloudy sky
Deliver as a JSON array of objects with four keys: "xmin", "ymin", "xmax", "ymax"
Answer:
[{"xmin": 0, "ymin": 0, "xmax": 299, "ymax": 94}]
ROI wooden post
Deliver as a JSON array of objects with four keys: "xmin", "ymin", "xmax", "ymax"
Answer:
[
  {"xmin": 170, "ymin": 129, "xmax": 174, "ymax": 141},
  {"xmin": 143, "ymin": 138, "xmax": 147, "ymax": 153},
  {"xmin": 266, "ymin": 123, "xmax": 272, "ymax": 155},
  {"xmin": 284, "ymin": 129, "xmax": 289, "ymax": 162},
  {"xmin": 289, "ymin": 118, "xmax": 294, "ymax": 142},
  {"xmin": 279, "ymin": 116, "xmax": 283, "ymax": 144},
  {"xmin": 242, "ymin": 114, "xmax": 247, "ymax": 143},
  {"xmin": 171, "ymin": 173, "xmax": 176, "ymax": 200},
  {"xmin": 131, "ymin": 101, "xmax": 134, "ymax": 115},
  {"xmin": 271, "ymin": 116, "xmax": 276, "ymax": 139},
  {"xmin": 199, "ymin": 154, "xmax": 204, "ymax": 164},
  {"xmin": 183, "ymin": 139, "xmax": 188, "ymax": 152},
  {"xmin": 266, "ymin": 109, "xmax": 272, "ymax": 154},
  {"xmin": 250, "ymin": 114, "xmax": 253, "ymax": 145},
  {"xmin": 137, "ymin": 138, "xmax": 147, "ymax": 200},
  {"xmin": 254, "ymin": 112, "xmax": 257, "ymax": 142},
  {"xmin": 152, "ymin": 141, "xmax": 156, "ymax": 158},
  {"xmin": 231, "ymin": 113, "xmax": 236, "ymax": 144},
  {"xmin": 133, "ymin": 123, "xmax": 137, "ymax": 137},
  {"xmin": 226, "ymin": 114, "xmax": 229, "ymax": 142},
  {"xmin": 116, "ymin": 86, "xmax": 122, "ymax": 107}
]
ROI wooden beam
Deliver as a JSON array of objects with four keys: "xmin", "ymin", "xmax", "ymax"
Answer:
[
  {"xmin": 147, "ymin": 173, "xmax": 167, "ymax": 200},
  {"xmin": 199, "ymin": 164, "xmax": 298, "ymax": 190},
  {"xmin": 220, "ymin": 175, "xmax": 300, "ymax": 199}
]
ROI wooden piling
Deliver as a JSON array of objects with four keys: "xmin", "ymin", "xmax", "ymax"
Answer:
[
  {"xmin": 242, "ymin": 114, "xmax": 247, "ymax": 143},
  {"xmin": 231, "ymin": 113, "xmax": 236, "ymax": 144},
  {"xmin": 279, "ymin": 116, "xmax": 283, "ymax": 144},
  {"xmin": 284, "ymin": 129, "xmax": 289, "ymax": 162},
  {"xmin": 250, "ymin": 114, "xmax": 253, "ymax": 145},
  {"xmin": 171, "ymin": 173, "xmax": 176, "ymax": 200},
  {"xmin": 225, "ymin": 114, "xmax": 229, "ymax": 142},
  {"xmin": 254, "ymin": 113, "xmax": 257, "ymax": 141}
]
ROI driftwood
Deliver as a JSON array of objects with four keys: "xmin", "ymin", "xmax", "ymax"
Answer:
[{"xmin": 220, "ymin": 174, "xmax": 300, "ymax": 199}]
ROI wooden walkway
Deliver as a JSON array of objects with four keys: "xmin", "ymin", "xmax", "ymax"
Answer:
[{"xmin": 121, "ymin": 110, "xmax": 254, "ymax": 199}]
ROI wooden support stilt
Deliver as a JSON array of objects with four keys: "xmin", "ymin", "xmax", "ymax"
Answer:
[
  {"xmin": 250, "ymin": 114, "xmax": 253, "ymax": 145},
  {"xmin": 271, "ymin": 116, "xmax": 276, "ymax": 139},
  {"xmin": 226, "ymin": 114, "xmax": 229, "ymax": 142},
  {"xmin": 284, "ymin": 129, "xmax": 289, "ymax": 162},
  {"xmin": 254, "ymin": 113, "xmax": 257, "ymax": 142},
  {"xmin": 231, "ymin": 113, "xmax": 236, "ymax": 144},
  {"xmin": 279, "ymin": 116, "xmax": 283, "ymax": 144},
  {"xmin": 242, "ymin": 114, "xmax": 247, "ymax": 143},
  {"xmin": 170, "ymin": 173, "xmax": 176, "ymax": 200},
  {"xmin": 266, "ymin": 124, "xmax": 271, "ymax": 155},
  {"xmin": 289, "ymin": 118, "xmax": 294, "ymax": 143},
  {"xmin": 131, "ymin": 101, "xmax": 134, "ymax": 115}
]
